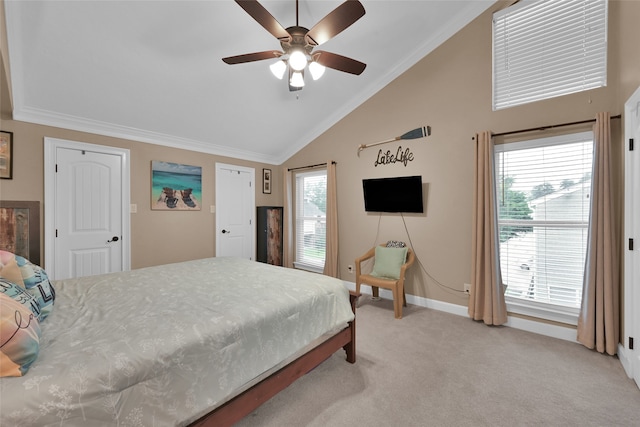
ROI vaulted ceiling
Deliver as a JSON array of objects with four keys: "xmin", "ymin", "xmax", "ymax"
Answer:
[{"xmin": 3, "ymin": 1, "xmax": 495, "ymax": 164}]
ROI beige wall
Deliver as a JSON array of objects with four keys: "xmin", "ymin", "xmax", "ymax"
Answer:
[
  {"xmin": 1, "ymin": 1, "xmax": 638, "ymax": 314},
  {"xmin": 0, "ymin": 118, "xmax": 283, "ymax": 268},
  {"xmin": 0, "ymin": 0, "xmax": 13, "ymax": 112},
  {"xmin": 284, "ymin": 0, "xmax": 640, "ymax": 309}
]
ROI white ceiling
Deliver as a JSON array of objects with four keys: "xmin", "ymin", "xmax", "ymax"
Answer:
[{"xmin": 4, "ymin": 0, "xmax": 495, "ymax": 164}]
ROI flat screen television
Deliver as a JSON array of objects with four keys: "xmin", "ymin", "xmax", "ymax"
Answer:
[{"xmin": 362, "ymin": 175, "xmax": 424, "ymax": 213}]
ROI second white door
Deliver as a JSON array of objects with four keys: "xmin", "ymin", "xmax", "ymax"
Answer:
[{"xmin": 215, "ymin": 163, "xmax": 255, "ymax": 259}]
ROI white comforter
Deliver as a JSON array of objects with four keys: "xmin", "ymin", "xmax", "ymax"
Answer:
[{"xmin": 0, "ymin": 257, "xmax": 354, "ymax": 426}]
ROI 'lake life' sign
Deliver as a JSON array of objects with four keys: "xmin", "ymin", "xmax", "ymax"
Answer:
[{"xmin": 374, "ymin": 146, "xmax": 414, "ymax": 167}]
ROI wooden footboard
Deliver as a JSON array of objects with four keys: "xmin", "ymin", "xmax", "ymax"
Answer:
[{"xmin": 190, "ymin": 291, "xmax": 358, "ymax": 427}]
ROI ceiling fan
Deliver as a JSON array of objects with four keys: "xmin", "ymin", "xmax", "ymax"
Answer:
[{"xmin": 222, "ymin": 0, "xmax": 366, "ymax": 91}]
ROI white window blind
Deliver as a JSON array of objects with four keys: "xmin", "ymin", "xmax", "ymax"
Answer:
[
  {"xmin": 495, "ymin": 132, "xmax": 593, "ymax": 318},
  {"xmin": 294, "ymin": 170, "xmax": 327, "ymax": 271},
  {"xmin": 493, "ymin": 0, "xmax": 608, "ymax": 110}
]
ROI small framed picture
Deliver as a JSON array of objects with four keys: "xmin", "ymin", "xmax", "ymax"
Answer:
[
  {"xmin": 263, "ymin": 168, "xmax": 272, "ymax": 194},
  {"xmin": 0, "ymin": 130, "xmax": 13, "ymax": 179}
]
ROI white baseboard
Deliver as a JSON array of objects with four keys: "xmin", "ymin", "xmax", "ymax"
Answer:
[
  {"xmin": 345, "ymin": 281, "xmax": 578, "ymax": 343},
  {"xmin": 618, "ymin": 343, "xmax": 633, "ymax": 379}
]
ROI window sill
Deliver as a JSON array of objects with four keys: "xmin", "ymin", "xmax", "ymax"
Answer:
[
  {"xmin": 505, "ymin": 297, "xmax": 579, "ymax": 326},
  {"xmin": 293, "ymin": 262, "xmax": 324, "ymax": 274}
]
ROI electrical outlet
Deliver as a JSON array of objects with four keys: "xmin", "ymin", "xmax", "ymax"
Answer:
[
  {"xmin": 347, "ymin": 265, "xmax": 354, "ymax": 274},
  {"xmin": 464, "ymin": 283, "xmax": 471, "ymax": 294}
]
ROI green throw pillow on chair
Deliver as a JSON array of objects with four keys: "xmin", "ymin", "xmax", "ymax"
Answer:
[{"xmin": 371, "ymin": 246, "xmax": 408, "ymax": 280}]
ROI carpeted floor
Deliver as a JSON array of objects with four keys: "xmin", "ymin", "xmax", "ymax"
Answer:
[{"xmin": 235, "ymin": 297, "xmax": 640, "ymax": 427}]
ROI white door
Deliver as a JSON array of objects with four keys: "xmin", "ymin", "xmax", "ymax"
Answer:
[
  {"xmin": 215, "ymin": 163, "xmax": 255, "ymax": 259},
  {"xmin": 44, "ymin": 138, "xmax": 130, "ymax": 280},
  {"xmin": 624, "ymin": 86, "xmax": 640, "ymax": 389}
]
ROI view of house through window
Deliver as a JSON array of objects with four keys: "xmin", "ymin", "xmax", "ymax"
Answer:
[
  {"xmin": 294, "ymin": 170, "xmax": 327, "ymax": 271},
  {"xmin": 495, "ymin": 132, "xmax": 593, "ymax": 317}
]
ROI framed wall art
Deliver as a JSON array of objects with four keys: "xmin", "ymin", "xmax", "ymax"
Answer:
[
  {"xmin": 0, "ymin": 130, "xmax": 13, "ymax": 179},
  {"xmin": 263, "ymin": 168, "xmax": 272, "ymax": 194},
  {"xmin": 151, "ymin": 161, "xmax": 202, "ymax": 210},
  {"xmin": 0, "ymin": 200, "xmax": 40, "ymax": 264}
]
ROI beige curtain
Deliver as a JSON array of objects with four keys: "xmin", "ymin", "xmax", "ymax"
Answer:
[
  {"xmin": 577, "ymin": 112, "xmax": 619, "ymax": 355},
  {"xmin": 282, "ymin": 168, "xmax": 294, "ymax": 268},
  {"xmin": 469, "ymin": 131, "xmax": 508, "ymax": 325},
  {"xmin": 323, "ymin": 161, "xmax": 339, "ymax": 277}
]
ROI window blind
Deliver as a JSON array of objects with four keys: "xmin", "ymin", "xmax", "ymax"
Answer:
[
  {"xmin": 495, "ymin": 132, "xmax": 593, "ymax": 309},
  {"xmin": 294, "ymin": 170, "xmax": 327, "ymax": 271},
  {"xmin": 493, "ymin": 0, "xmax": 608, "ymax": 110}
]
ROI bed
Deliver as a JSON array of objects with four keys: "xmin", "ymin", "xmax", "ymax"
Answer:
[{"xmin": 0, "ymin": 256, "xmax": 357, "ymax": 426}]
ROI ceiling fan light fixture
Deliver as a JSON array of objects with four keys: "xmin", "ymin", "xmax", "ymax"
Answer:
[
  {"xmin": 270, "ymin": 60, "xmax": 287, "ymax": 79},
  {"xmin": 290, "ymin": 71, "xmax": 305, "ymax": 88},
  {"xmin": 289, "ymin": 50, "xmax": 308, "ymax": 71},
  {"xmin": 309, "ymin": 61, "xmax": 325, "ymax": 80},
  {"xmin": 223, "ymin": 0, "xmax": 367, "ymax": 92}
]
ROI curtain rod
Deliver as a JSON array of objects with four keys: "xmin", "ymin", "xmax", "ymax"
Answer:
[
  {"xmin": 288, "ymin": 161, "xmax": 336, "ymax": 172},
  {"xmin": 488, "ymin": 114, "xmax": 621, "ymax": 138}
]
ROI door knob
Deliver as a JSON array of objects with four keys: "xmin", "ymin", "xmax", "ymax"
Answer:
[
  {"xmin": 222, "ymin": 229, "xmax": 230, "ymax": 234},
  {"xmin": 107, "ymin": 236, "xmax": 120, "ymax": 243}
]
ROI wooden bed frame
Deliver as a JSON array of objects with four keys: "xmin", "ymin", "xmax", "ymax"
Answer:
[{"xmin": 190, "ymin": 291, "xmax": 358, "ymax": 427}]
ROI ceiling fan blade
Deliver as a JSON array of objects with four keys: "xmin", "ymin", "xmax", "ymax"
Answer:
[
  {"xmin": 235, "ymin": 0, "xmax": 291, "ymax": 42},
  {"xmin": 313, "ymin": 51, "xmax": 366, "ymax": 75},
  {"xmin": 305, "ymin": 0, "xmax": 365, "ymax": 46},
  {"xmin": 222, "ymin": 50, "xmax": 283, "ymax": 65}
]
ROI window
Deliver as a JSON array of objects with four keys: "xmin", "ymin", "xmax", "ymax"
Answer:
[
  {"xmin": 495, "ymin": 132, "xmax": 593, "ymax": 323},
  {"xmin": 294, "ymin": 169, "xmax": 327, "ymax": 272},
  {"xmin": 493, "ymin": 0, "xmax": 608, "ymax": 110}
]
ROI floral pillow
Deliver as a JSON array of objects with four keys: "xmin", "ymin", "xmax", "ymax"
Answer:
[
  {"xmin": 0, "ymin": 291, "xmax": 41, "ymax": 377},
  {"xmin": 386, "ymin": 240, "xmax": 407, "ymax": 248}
]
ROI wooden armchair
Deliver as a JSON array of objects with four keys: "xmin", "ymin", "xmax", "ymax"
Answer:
[{"xmin": 355, "ymin": 244, "xmax": 415, "ymax": 319}]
